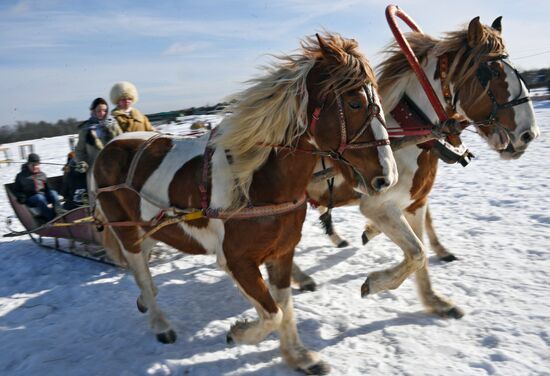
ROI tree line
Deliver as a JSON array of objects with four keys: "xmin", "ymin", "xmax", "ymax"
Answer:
[
  {"xmin": 521, "ymin": 67, "xmax": 550, "ymax": 90},
  {"xmin": 0, "ymin": 118, "xmax": 81, "ymax": 145}
]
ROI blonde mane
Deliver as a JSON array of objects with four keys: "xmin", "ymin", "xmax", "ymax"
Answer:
[
  {"xmin": 377, "ymin": 22, "xmax": 507, "ymax": 110},
  {"xmin": 214, "ymin": 32, "xmax": 376, "ymax": 208}
]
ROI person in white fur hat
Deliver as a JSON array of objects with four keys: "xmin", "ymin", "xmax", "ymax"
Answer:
[{"xmin": 110, "ymin": 81, "xmax": 154, "ymax": 132}]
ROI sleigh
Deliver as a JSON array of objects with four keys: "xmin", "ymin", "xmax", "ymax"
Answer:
[
  {"xmin": 5, "ymin": 175, "xmax": 189, "ymax": 267},
  {"xmin": 4, "ymin": 176, "xmax": 120, "ymax": 265}
]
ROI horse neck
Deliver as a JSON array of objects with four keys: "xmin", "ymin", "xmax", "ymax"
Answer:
[{"xmin": 248, "ymin": 139, "xmax": 318, "ymax": 204}]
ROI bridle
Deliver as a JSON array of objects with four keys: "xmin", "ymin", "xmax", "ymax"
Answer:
[
  {"xmin": 456, "ymin": 55, "xmax": 531, "ymax": 136},
  {"xmin": 305, "ymin": 83, "xmax": 390, "ymax": 190},
  {"xmin": 259, "ymin": 83, "xmax": 390, "ymax": 186},
  {"xmin": 307, "ymin": 83, "xmax": 390, "ymax": 159}
]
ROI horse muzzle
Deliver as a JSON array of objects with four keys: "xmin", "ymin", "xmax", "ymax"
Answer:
[{"xmin": 498, "ymin": 129, "xmax": 538, "ymax": 160}]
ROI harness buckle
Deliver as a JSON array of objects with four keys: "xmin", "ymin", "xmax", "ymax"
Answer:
[
  {"xmin": 327, "ymin": 150, "xmax": 342, "ymax": 160},
  {"xmin": 368, "ymin": 103, "xmax": 381, "ymax": 116}
]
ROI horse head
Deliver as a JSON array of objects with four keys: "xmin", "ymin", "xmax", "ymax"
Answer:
[
  {"xmin": 452, "ymin": 17, "xmax": 539, "ymax": 159},
  {"xmin": 303, "ymin": 33, "xmax": 398, "ymax": 195}
]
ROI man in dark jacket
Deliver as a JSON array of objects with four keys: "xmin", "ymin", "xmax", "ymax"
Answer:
[{"xmin": 13, "ymin": 153, "xmax": 61, "ymax": 221}]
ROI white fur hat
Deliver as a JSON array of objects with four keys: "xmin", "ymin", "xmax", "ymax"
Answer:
[{"xmin": 110, "ymin": 81, "xmax": 139, "ymax": 104}]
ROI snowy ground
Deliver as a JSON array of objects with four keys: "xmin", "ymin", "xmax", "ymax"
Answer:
[{"xmin": 0, "ymin": 103, "xmax": 549, "ymax": 376}]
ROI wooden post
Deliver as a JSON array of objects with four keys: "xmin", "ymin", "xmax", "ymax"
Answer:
[
  {"xmin": 19, "ymin": 144, "xmax": 35, "ymax": 160},
  {"xmin": 0, "ymin": 147, "xmax": 13, "ymax": 167},
  {"xmin": 68, "ymin": 136, "xmax": 76, "ymax": 151}
]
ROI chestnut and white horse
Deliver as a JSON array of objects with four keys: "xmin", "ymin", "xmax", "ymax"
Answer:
[
  {"xmin": 92, "ymin": 33, "xmax": 397, "ymax": 374},
  {"xmin": 295, "ymin": 18, "xmax": 539, "ymax": 318}
]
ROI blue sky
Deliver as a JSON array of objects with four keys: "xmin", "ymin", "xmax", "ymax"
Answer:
[{"xmin": 1, "ymin": 0, "xmax": 549, "ymax": 126}]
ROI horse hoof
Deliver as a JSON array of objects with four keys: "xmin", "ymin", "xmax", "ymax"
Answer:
[
  {"xmin": 136, "ymin": 299, "xmax": 148, "ymax": 313},
  {"xmin": 440, "ymin": 254, "xmax": 458, "ymax": 262},
  {"xmin": 299, "ymin": 281, "xmax": 317, "ymax": 292},
  {"xmin": 361, "ymin": 232, "xmax": 369, "ymax": 245},
  {"xmin": 156, "ymin": 330, "xmax": 177, "ymax": 344},
  {"xmin": 299, "ymin": 360, "xmax": 331, "ymax": 375},
  {"xmin": 445, "ymin": 306, "xmax": 465, "ymax": 319},
  {"xmin": 337, "ymin": 240, "xmax": 349, "ymax": 248},
  {"xmin": 226, "ymin": 333, "xmax": 234, "ymax": 345},
  {"xmin": 360, "ymin": 278, "xmax": 370, "ymax": 297}
]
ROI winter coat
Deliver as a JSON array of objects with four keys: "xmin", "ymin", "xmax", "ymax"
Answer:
[
  {"xmin": 111, "ymin": 108, "xmax": 154, "ymax": 132},
  {"xmin": 13, "ymin": 164, "xmax": 50, "ymax": 203},
  {"xmin": 75, "ymin": 115, "xmax": 123, "ymax": 167}
]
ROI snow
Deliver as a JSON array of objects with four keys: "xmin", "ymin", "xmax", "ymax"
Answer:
[{"xmin": 1, "ymin": 104, "xmax": 549, "ymax": 376}]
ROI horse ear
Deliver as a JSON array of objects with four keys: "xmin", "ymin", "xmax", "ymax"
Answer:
[
  {"xmin": 316, "ymin": 33, "xmax": 343, "ymax": 63},
  {"xmin": 467, "ymin": 17, "xmax": 483, "ymax": 48},
  {"xmin": 491, "ymin": 16, "xmax": 502, "ymax": 33}
]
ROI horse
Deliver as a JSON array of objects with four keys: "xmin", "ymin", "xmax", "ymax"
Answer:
[
  {"xmin": 293, "ymin": 17, "xmax": 539, "ymax": 318},
  {"xmin": 92, "ymin": 32, "xmax": 397, "ymax": 375}
]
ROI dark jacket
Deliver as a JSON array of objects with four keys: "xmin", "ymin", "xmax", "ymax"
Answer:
[
  {"xmin": 62, "ymin": 154, "xmax": 88, "ymax": 210},
  {"xmin": 13, "ymin": 164, "xmax": 50, "ymax": 203}
]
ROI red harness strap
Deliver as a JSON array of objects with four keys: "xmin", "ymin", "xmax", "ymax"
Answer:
[
  {"xmin": 389, "ymin": 95, "xmax": 436, "ymax": 149},
  {"xmin": 389, "ymin": 96, "xmax": 434, "ymax": 137}
]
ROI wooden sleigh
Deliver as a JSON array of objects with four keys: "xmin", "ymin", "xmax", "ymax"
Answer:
[
  {"xmin": 4, "ymin": 176, "xmax": 184, "ymax": 267},
  {"xmin": 4, "ymin": 176, "xmax": 120, "ymax": 266}
]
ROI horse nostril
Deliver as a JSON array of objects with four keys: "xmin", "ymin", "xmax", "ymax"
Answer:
[
  {"xmin": 520, "ymin": 131, "xmax": 534, "ymax": 144},
  {"xmin": 371, "ymin": 176, "xmax": 389, "ymax": 192}
]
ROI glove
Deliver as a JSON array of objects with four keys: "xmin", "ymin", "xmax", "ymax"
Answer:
[
  {"xmin": 75, "ymin": 161, "xmax": 89, "ymax": 173},
  {"xmin": 17, "ymin": 194, "xmax": 26, "ymax": 204}
]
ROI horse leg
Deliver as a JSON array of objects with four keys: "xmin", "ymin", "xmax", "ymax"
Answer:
[
  {"xmin": 267, "ymin": 254, "xmax": 330, "ymax": 375},
  {"xmin": 425, "ymin": 204, "xmax": 457, "ymax": 262},
  {"xmin": 318, "ymin": 206, "xmax": 349, "ymax": 248},
  {"xmin": 224, "ymin": 258, "xmax": 284, "ymax": 345},
  {"xmin": 404, "ymin": 207, "xmax": 464, "ymax": 319},
  {"xmin": 135, "ymin": 237, "xmax": 159, "ymax": 314},
  {"xmin": 110, "ymin": 226, "xmax": 176, "ymax": 343},
  {"xmin": 291, "ymin": 262, "xmax": 317, "ymax": 292},
  {"xmin": 361, "ymin": 220, "xmax": 381, "ymax": 245},
  {"xmin": 361, "ymin": 203, "xmax": 427, "ymax": 296}
]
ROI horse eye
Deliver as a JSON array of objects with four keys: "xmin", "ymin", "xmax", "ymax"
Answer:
[
  {"xmin": 491, "ymin": 68, "xmax": 501, "ymax": 78},
  {"xmin": 348, "ymin": 101, "xmax": 363, "ymax": 110}
]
